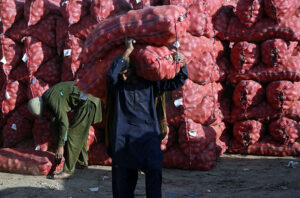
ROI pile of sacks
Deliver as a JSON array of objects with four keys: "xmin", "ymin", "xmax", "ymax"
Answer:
[
  {"xmin": 213, "ymin": 0, "xmax": 300, "ymax": 156},
  {"xmin": 0, "ymin": 0, "xmax": 232, "ymax": 174}
]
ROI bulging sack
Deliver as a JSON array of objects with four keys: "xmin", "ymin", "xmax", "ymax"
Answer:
[
  {"xmin": 0, "ymin": 0, "xmax": 24, "ymax": 33},
  {"xmin": 24, "ymin": 0, "xmax": 60, "ymax": 26},
  {"xmin": 131, "ymin": 45, "xmax": 182, "ymax": 81},
  {"xmin": 236, "ymin": 0, "xmax": 263, "ymax": 28},
  {"xmin": 230, "ymin": 41, "xmax": 260, "ymax": 73},
  {"xmin": 269, "ymin": 117, "xmax": 300, "ymax": 145},
  {"xmin": 233, "ymin": 120, "xmax": 265, "ymax": 146},
  {"xmin": 233, "ymin": 80, "xmax": 265, "ymax": 109},
  {"xmin": 82, "ymin": 5, "xmax": 188, "ymax": 64},
  {"xmin": 261, "ymin": 39, "xmax": 298, "ymax": 67},
  {"xmin": 60, "ymin": 0, "xmax": 89, "ymax": 25},
  {"xmin": 0, "ymin": 148, "xmax": 64, "ymax": 175},
  {"xmin": 0, "ymin": 80, "xmax": 27, "ymax": 116},
  {"xmin": 266, "ymin": 81, "xmax": 300, "ymax": 111}
]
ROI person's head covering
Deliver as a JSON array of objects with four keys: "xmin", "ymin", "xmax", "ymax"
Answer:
[{"xmin": 27, "ymin": 97, "xmax": 44, "ymax": 116}]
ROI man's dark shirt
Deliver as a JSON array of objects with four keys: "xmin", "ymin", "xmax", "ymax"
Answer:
[{"xmin": 106, "ymin": 57, "xmax": 188, "ymax": 168}]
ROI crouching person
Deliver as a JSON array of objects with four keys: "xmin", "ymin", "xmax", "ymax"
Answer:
[{"xmin": 27, "ymin": 81, "xmax": 102, "ymax": 179}]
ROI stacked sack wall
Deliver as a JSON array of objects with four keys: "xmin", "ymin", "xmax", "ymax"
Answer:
[
  {"xmin": 0, "ymin": 0, "xmax": 231, "ymax": 172},
  {"xmin": 213, "ymin": 0, "xmax": 300, "ymax": 156},
  {"xmin": 2, "ymin": 0, "xmax": 299, "ymax": 174}
]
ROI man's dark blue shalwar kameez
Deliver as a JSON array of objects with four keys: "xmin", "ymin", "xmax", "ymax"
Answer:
[{"xmin": 106, "ymin": 57, "xmax": 188, "ymax": 198}]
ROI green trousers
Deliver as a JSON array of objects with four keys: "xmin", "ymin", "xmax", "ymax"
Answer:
[{"xmin": 53, "ymin": 100, "xmax": 96, "ymax": 174}]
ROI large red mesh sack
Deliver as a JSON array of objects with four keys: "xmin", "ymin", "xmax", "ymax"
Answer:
[
  {"xmin": 34, "ymin": 57, "xmax": 61, "ymax": 85},
  {"xmin": 22, "ymin": 36, "xmax": 56, "ymax": 76},
  {"xmin": 178, "ymin": 119, "xmax": 225, "ymax": 158},
  {"xmin": 0, "ymin": 35, "xmax": 22, "ymax": 68},
  {"xmin": 233, "ymin": 120, "xmax": 265, "ymax": 147},
  {"xmin": 27, "ymin": 77, "xmax": 50, "ymax": 99},
  {"xmin": 230, "ymin": 102, "xmax": 279, "ymax": 123},
  {"xmin": 0, "ymin": 148, "xmax": 64, "ymax": 175},
  {"xmin": 32, "ymin": 118, "xmax": 54, "ymax": 151},
  {"xmin": 9, "ymin": 63, "xmax": 29, "ymax": 84},
  {"xmin": 266, "ymin": 81, "xmax": 300, "ymax": 111},
  {"xmin": 228, "ymin": 54, "xmax": 300, "ymax": 83},
  {"xmin": 269, "ymin": 117, "xmax": 300, "ymax": 145},
  {"xmin": 0, "ymin": 80, "xmax": 27, "ymax": 116},
  {"xmin": 261, "ymin": 39, "xmax": 298, "ymax": 67},
  {"xmin": 230, "ymin": 41, "xmax": 260, "ymax": 73},
  {"xmin": 131, "ymin": 45, "xmax": 182, "ymax": 81},
  {"xmin": 56, "ymin": 15, "xmax": 98, "ymax": 54},
  {"xmin": 233, "ymin": 80, "xmax": 265, "ymax": 109},
  {"xmin": 225, "ymin": 14, "xmax": 300, "ymax": 42},
  {"xmin": 60, "ymin": 0, "xmax": 89, "ymax": 25},
  {"xmin": 82, "ymin": 5, "xmax": 188, "ymax": 64},
  {"xmin": 24, "ymin": 0, "xmax": 60, "ymax": 26},
  {"xmin": 88, "ymin": 143, "xmax": 112, "ymax": 165},
  {"xmin": 5, "ymin": 15, "xmax": 58, "ymax": 47},
  {"xmin": 187, "ymin": 52, "xmax": 228, "ymax": 85},
  {"xmin": 264, "ymin": 0, "xmax": 300, "ymax": 22},
  {"xmin": 236, "ymin": 0, "xmax": 263, "ymax": 28},
  {"xmin": 169, "ymin": 80, "xmax": 224, "ymax": 127},
  {"xmin": 162, "ymin": 144, "xmax": 216, "ymax": 170},
  {"xmin": 2, "ymin": 113, "xmax": 33, "ymax": 147},
  {"xmin": 0, "ymin": 0, "xmax": 24, "ymax": 33},
  {"xmin": 76, "ymin": 48, "xmax": 125, "ymax": 99},
  {"xmin": 177, "ymin": 33, "xmax": 225, "ymax": 63},
  {"xmin": 90, "ymin": 0, "xmax": 131, "ymax": 22},
  {"xmin": 61, "ymin": 35, "xmax": 83, "ymax": 81}
]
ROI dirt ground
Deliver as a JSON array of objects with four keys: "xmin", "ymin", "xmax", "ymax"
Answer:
[{"xmin": 0, "ymin": 154, "xmax": 299, "ymax": 198}]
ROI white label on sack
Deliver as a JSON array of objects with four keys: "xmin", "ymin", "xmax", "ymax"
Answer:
[
  {"xmin": 22, "ymin": 53, "xmax": 28, "ymax": 62},
  {"xmin": 0, "ymin": 56, "xmax": 7, "ymax": 64},
  {"xmin": 173, "ymin": 41, "xmax": 180, "ymax": 49},
  {"xmin": 35, "ymin": 145, "xmax": 40, "ymax": 151},
  {"xmin": 0, "ymin": 17, "xmax": 1, "ymax": 22},
  {"xmin": 31, "ymin": 77, "xmax": 37, "ymax": 84},
  {"xmin": 189, "ymin": 130, "xmax": 197, "ymax": 137},
  {"xmin": 11, "ymin": 123, "xmax": 17, "ymax": 131},
  {"xmin": 5, "ymin": 92, "xmax": 10, "ymax": 99},
  {"xmin": 64, "ymin": 49, "xmax": 71, "ymax": 57},
  {"xmin": 174, "ymin": 98, "xmax": 183, "ymax": 107},
  {"xmin": 136, "ymin": 0, "xmax": 141, "ymax": 3},
  {"xmin": 61, "ymin": 0, "xmax": 68, "ymax": 6}
]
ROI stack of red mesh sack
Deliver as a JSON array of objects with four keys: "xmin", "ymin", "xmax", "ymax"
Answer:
[
  {"xmin": 0, "ymin": 0, "xmax": 251, "ymax": 173},
  {"xmin": 157, "ymin": 0, "xmax": 233, "ymax": 170},
  {"xmin": 212, "ymin": 0, "xmax": 300, "ymax": 156}
]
